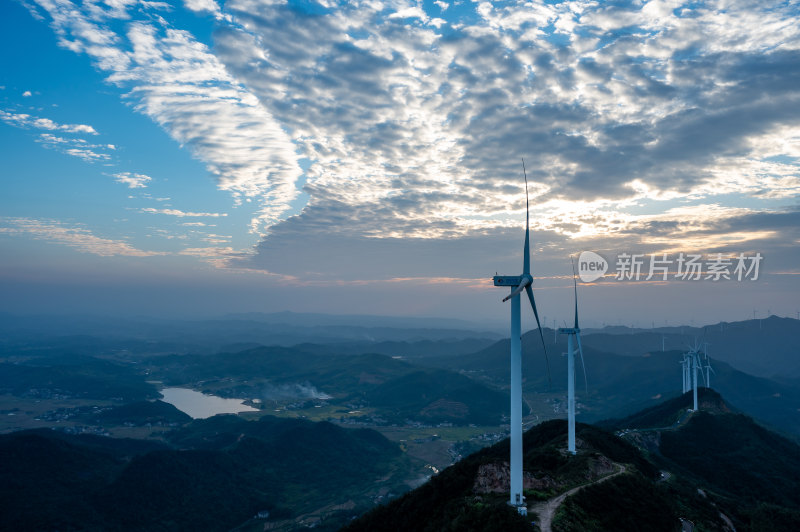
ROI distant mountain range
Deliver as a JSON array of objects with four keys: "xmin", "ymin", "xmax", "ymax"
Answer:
[
  {"xmin": 0, "ymin": 311, "xmax": 502, "ymax": 356},
  {"xmin": 3, "ymin": 312, "xmax": 797, "ymax": 377},
  {"xmin": 418, "ymin": 328, "xmax": 800, "ymax": 437},
  {"xmin": 579, "ymin": 315, "xmax": 800, "ymax": 380}
]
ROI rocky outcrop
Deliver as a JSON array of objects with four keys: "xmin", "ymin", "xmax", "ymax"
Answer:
[
  {"xmin": 624, "ymin": 430, "xmax": 662, "ymax": 455},
  {"xmin": 473, "ymin": 462, "xmax": 557, "ymax": 494},
  {"xmin": 584, "ymin": 454, "xmax": 615, "ymax": 480}
]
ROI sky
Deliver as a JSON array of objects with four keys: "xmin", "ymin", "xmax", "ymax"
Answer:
[{"xmin": 1, "ymin": 0, "xmax": 799, "ymax": 327}]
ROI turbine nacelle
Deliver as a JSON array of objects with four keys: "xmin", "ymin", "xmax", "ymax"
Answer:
[
  {"xmin": 500, "ymin": 274, "xmax": 533, "ymax": 302},
  {"xmin": 493, "ymin": 275, "xmax": 522, "ymax": 287}
]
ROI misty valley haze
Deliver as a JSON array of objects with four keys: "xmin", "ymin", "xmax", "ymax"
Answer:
[{"xmin": 1, "ymin": 311, "xmax": 799, "ymax": 529}]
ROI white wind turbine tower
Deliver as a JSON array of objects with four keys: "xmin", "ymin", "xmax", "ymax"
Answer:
[
  {"xmin": 702, "ymin": 343, "xmax": 714, "ymax": 388},
  {"xmin": 680, "ymin": 354, "xmax": 690, "ymax": 394},
  {"xmin": 558, "ymin": 258, "xmax": 587, "ymax": 455},
  {"xmin": 493, "ymin": 161, "xmax": 549, "ymax": 515},
  {"xmin": 691, "ymin": 345, "xmax": 699, "ymax": 411},
  {"xmin": 686, "ymin": 340, "xmax": 705, "ymax": 411}
]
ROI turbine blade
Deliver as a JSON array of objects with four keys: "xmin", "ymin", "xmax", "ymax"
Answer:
[
  {"xmin": 525, "ymin": 284, "xmax": 550, "ymax": 384},
  {"xmin": 501, "ymin": 280, "xmax": 528, "ymax": 302},
  {"xmin": 522, "ymin": 159, "xmax": 530, "ymax": 275},
  {"xmin": 576, "ymin": 332, "xmax": 588, "ymax": 393},
  {"xmin": 571, "ymin": 256, "xmax": 579, "ymax": 329}
]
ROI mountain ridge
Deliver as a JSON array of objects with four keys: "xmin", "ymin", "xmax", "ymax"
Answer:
[{"xmin": 344, "ymin": 389, "xmax": 800, "ymax": 531}]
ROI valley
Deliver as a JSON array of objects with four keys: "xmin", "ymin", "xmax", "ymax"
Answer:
[{"xmin": 1, "ymin": 313, "xmax": 799, "ymax": 530}]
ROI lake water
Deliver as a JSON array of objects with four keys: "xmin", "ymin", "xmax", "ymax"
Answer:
[{"xmin": 160, "ymin": 387, "xmax": 259, "ymax": 419}]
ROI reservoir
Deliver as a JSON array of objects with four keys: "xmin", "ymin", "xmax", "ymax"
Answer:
[{"xmin": 160, "ymin": 387, "xmax": 259, "ymax": 419}]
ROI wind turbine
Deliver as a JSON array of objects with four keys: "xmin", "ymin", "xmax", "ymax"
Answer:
[
  {"xmin": 559, "ymin": 258, "xmax": 587, "ymax": 455},
  {"xmin": 685, "ymin": 340, "xmax": 704, "ymax": 411},
  {"xmin": 691, "ymin": 344, "xmax": 699, "ymax": 410},
  {"xmin": 702, "ymin": 343, "xmax": 714, "ymax": 388},
  {"xmin": 492, "ymin": 161, "xmax": 549, "ymax": 515},
  {"xmin": 680, "ymin": 354, "xmax": 689, "ymax": 394}
]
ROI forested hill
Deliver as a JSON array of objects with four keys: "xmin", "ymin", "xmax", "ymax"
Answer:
[
  {"xmin": 345, "ymin": 390, "xmax": 800, "ymax": 531},
  {"xmin": 0, "ymin": 415, "xmax": 415, "ymax": 531}
]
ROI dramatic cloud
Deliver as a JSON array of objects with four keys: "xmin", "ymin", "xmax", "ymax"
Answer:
[
  {"xmin": 211, "ymin": 0, "xmax": 800, "ymax": 248},
  {"xmin": 0, "ymin": 217, "xmax": 162, "ymax": 257},
  {"xmin": 20, "ymin": 0, "xmax": 800, "ymax": 287},
  {"xmin": 30, "ymin": 0, "xmax": 302, "ymax": 231}
]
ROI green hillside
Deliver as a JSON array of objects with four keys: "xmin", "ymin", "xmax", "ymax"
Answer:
[
  {"xmin": 598, "ymin": 387, "xmax": 731, "ymax": 430},
  {"xmin": 344, "ymin": 420, "xmax": 668, "ymax": 531},
  {"xmin": 345, "ymin": 392, "xmax": 800, "ymax": 532},
  {"xmin": 0, "ymin": 357, "xmax": 158, "ymax": 401},
  {"xmin": 148, "ymin": 346, "xmax": 511, "ymax": 425},
  {"xmin": 363, "ymin": 369, "xmax": 510, "ymax": 424},
  {"xmin": 93, "ymin": 400, "xmax": 192, "ymax": 426},
  {"xmin": 0, "ymin": 416, "xmax": 416, "ymax": 531}
]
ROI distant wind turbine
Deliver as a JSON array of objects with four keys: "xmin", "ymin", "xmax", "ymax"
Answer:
[
  {"xmin": 492, "ymin": 160, "xmax": 549, "ymax": 515},
  {"xmin": 692, "ymin": 347, "xmax": 699, "ymax": 410},
  {"xmin": 558, "ymin": 258, "xmax": 587, "ymax": 455},
  {"xmin": 684, "ymin": 340, "xmax": 704, "ymax": 411},
  {"xmin": 680, "ymin": 354, "xmax": 690, "ymax": 394},
  {"xmin": 702, "ymin": 343, "xmax": 714, "ymax": 388}
]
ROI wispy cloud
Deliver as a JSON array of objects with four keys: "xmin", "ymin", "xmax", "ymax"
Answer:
[
  {"xmin": 178, "ymin": 245, "xmax": 245, "ymax": 268},
  {"xmin": 29, "ymin": 0, "xmax": 302, "ymax": 232},
  {"xmin": 36, "ymin": 133, "xmax": 114, "ymax": 162},
  {"xmin": 1, "ymin": 109, "xmax": 98, "ymax": 135},
  {"xmin": 183, "ymin": 0, "xmax": 225, "ymax": 20},
  {"xmin": 202, "ymin": 233, "xmax": 231, "ymax": 244},
  {"xmin": 0, "ymin": 217, "xmax": 162, "ymax": 257},
  {"xmin": 140, "ymin": 207, "xmax": 227, "ymax": 217},
  {"xmin": 0, "ymin": 109, "xmax": 114, "ymax": 162},
  {"xmin": 113, "ymin": 172, "xmax": 152, "ymax": 188}
]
